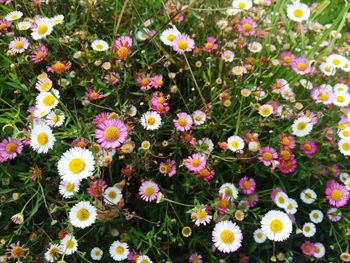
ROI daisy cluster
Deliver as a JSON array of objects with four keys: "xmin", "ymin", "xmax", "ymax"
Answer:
[{"xmin": 1, "ymin": 0, "xmax": 350, "ymax": 262}]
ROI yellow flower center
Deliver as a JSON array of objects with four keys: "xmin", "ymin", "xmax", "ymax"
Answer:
[
  {"xmin": 304, "ymin": 225, "xmax": 311, "ymax": 232},
  {"xmin": 95, "ymin": 44, "xmax": 104, "ymax": 50},
  {"xmin": 40, "ymin": 81, "xmax": 52, "ymax": 91},
  {"xmin": 191, "ymin": 159, "xmax": 201, "ymax": 167},
  {"xmin": 115, "ymin": 246, "xmax": 124, "ymax": 254},
  {"xmin": 269, "ymin": 219, "xmax": 283, "ymax": 233},
  {"xmin": 243, "ymin": 181, "xmax": 251, "ymax": 189},
  {"xmin": 14, "ymin": 41, "xmax": 24, "ymax": 49},
  {"xmin": 262, "ymin": 152, "xmax": 272, "ymax": 161},
  {"xmin": 205, "ymin": 42, "xmax": 214, "ymax": 49},
  {"xmin": 318, "ymin": 92, "xmax": 329, "ymax": 101},
  {"xmin": 66, "ymin": 240, "xmax": 75, "ymax": 249},
  {"xmin": 220, "ymin": 229, "xmax": 235, "ymax": 244},
  {"xmin": 37, "ymin": 24, "xmax": 48, "ymax": 35},
  {"xmin": 293, "ymin": 8, "xmax": 303, "ymax": 18},
  {"xmin": 5, "ymin": 142, "xmax": 17, "ymax": 153},
  {"xmin": 68, "ymin": 157, "xmax": 86, "ymax": 174},
  {"xmin": 144, "ymin": 186, "xmax": 155, "ymax": 196},
  {"xmin": 166, "ymin": 34, "xmax": 175, "ymax": 41},
  {"xmin": 312, "ymin": 213, "xmax": 319, "ymax": 219},
  {"xmin": 65, "ymin": 182, "xmax": 75, "ymax": 192},
  {"xmin": 342, "ymin": 142, "xmax": 350, "ymax": 151},
  {"xmin": 76, "ymin": 208, "xmax": 90, "ymax": 221},
  {"xmin": 178, "ymin": 117, "xmax": 188, "ymax": 126},
  {"xmin": 332, "ymin": 59, "xmax": 340, "ymax": 65},
  {"xmin": 43, "ymin": 94, "xmax": 55, "ymax": 106},
  {"xmin": 108, "ymin": 191, "xmax": 117, "ymax": 199},
  {"xmin": 278, "ymin": 196, "xmax": 285, "ymax": 204},
  {"xmin": 49, "ymin": 247, "xmax": 60, "ymax": 258},
  {"xmin": 224, "ymin": 188, "xmax": 233, "ymax": 196},
  {"xmin": 11, "ymin": 246, "xmax": 25, "ymax": 259},
  {"xmin": 37, "ymin": 132, "xmax": 49, "ymax": 145},
  {"xmin": 196, "ymin": 210, "xmax": 207, "ymax": 220},
  {"xmin": 104, "ymin": 126, "xmax": 120, "ymax": 141},
  {"xmin": 296, "ymin": 62, "xmax": 307, "ymax": 71},
  {"xmin": 117, "ymin": 47, "xmax": 129, "ymax": 59},
  {"xmin": 337, "ymin": 95, "xmax": 345, "ymax": 103},
  {"xmin": 257, "ymin": 232, "xmax": 263, "ymax": 239},
  {"xmin": 238, "ymin": 2, "xmax": 246, "ymax": 8},
  {"xmin": 242, "ymin": 23, "xmax": 252, "ymax": 32},
  {"xmin": 147, "ymin": 116, "xmax": 156, "ymax": 125},
  {"xmin": 261, "ymin": 107, "xmax": 271, "ymax": 116},
  {"xmin": 297, "ymin": 122, "xmax": 306, "ymax": 130},
  {"xmin": 52, "ymin": 115, "xmax": 60, "ymax": 123},
  {"xmin": 177, "ymin": 40, "xmax": 189, "ymax": 50},
  {"xmin": 231, "ymin": 140, "xmax": 239, "ymax": 148},
  {"xmin": 330, "ymin": 189, "xmax": 343, "ymax": 201},
  {"xmin": 283, "ymin": 56, "xmax": 292, "ymax": 63}
]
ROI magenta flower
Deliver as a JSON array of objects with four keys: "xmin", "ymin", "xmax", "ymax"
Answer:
[
  {"xmin": 301, "ymin": 241, "xmax": 315, "ymax": 256},
  {"xmin": 95, "ymin": 118, "xmax": 128, "ymax": 149},
  {"xmin": 300, "ymin": 140, "xmax": 317, "ymax": 158},
  {"xmin": 159, "ymin": 159, "xmax": 176, "ymax": 177},
  {"xmin": 237, "ymin": 18, "xmax": 257, "ymax": 36},
  {"xmin": 325, "ymin": 180, "xmax": 349, "ymax": 207},
  {"xmin": 189, "ymin": 253, "xmax": 203, "ymax": 263},
  {"xmin": 71, "ymin": 138, "xmax": 89, "ymax": 148},
  {"xmin": 104, "ymin": 72, "xmax": 120, "ymax": 85},
  {"xmin": 87, "ymin": 179, "xmax": 107, "ymax": 198},
  {"xmin": 270, "ymin": 187, "xmax": 283, "ymax": 201},
  {"xmin": 172, "ymin": 34, "xmax": 195, "ymax": 54},
  {"xmin": 173, "ymin": 112, "xmax": 193, "ymax": 132},
  {"xmin": 84, "ymin": 88, "xmax": 104, "ymax": 101},
  {"xmin": 30, "ymin": 45, "xmax": 48, "ymax": 63},
  {"xmin": 0, "ymin": 137, "xmax": 23, "ymax": 161},
  {"xmin": 139, "ymin": 181, "xmax": 159, "ymax": 202},
  {"xmin": 202, "ymin": 36, "xmax": 219, "ymax": 53},
  {"xmin": 0, "ymin": 19, "xmax": 12, "ymax": 31},
  {"xmin": 310, "ymin": 86, "xmax": 334, "ymax": 105},
  {"xmin": 151, "ymin": 92, "xmax": 170, "ymax": 114},
  {"xmin": 239, "ymin": 176, "xmax": 256, "ymax": 195},
  {"xmin": 291, "ymin": 57, "xmax": 313, "ymax": 75},
  {"xmin": 184, "ymin": 153, "xmax": 206, "ymax": 173},
  {"xmin": 137, "ymin": 73, "xmax": 152, "ymax": 91},
  {"xmin": 281, "ymin": 51, "xmax": 295, "ymax": 66},
  {"xmin": 93, "ymin": 112, "xmax": 111, "ymax": 125},
  {"xmin": 258, "ymin": 146, "xmax": 278, "ymax": 166},
  {"xmin": 151, "ymin": 75, "xmax": 164, "ymax": 89},
  {"xmin": 278, "ymin": 134, "xmax": 296, "ymax": 149},
  {"xmin": 277, "ymin": 157, "xmax": 297, "ymax": 174},
  {"xmin": 113, "ymin": 35, "xmax": 132, "ymax": 59}
]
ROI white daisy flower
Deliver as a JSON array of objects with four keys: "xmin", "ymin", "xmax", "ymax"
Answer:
[
  {"xmin": 69, "ymin": 201, "xmax": 97, "ymax": 229},
  {"xmin": 340, "ymin": 172, "xmax": 350, "ymax": 183},
  {"xmin": 261, "ymin": 210, "xmax": 292, "ymax": 242},
  {"xmin": 339, "ymin": 128, "xmax": 350, "ymax": 139},
  {"xmin": 274, "ymin": 192, "xmax": 289, "ymax": 209},
  {"xmin": 57, "ymin": 147, "xmax": 95, "ymax": 182},
  {"xmin": 344, "ymin": 178, "xmax": 350, "ymax": 190},
  {"xmin": 258, "ymin": 104, "xmax": 273, "ymax": 117},
  {"xmin": 314, "ymin": 243, "xmax": 326, "ymax": 258},
  {"xmin": 227, "ymin": 135, "xmax": 245, "ymax": 152},
  {"xmin": 219, "ymin": 183, "xmax": 239, "ymax": 200},
  {"xmin": 140, "ymin": 111, "xmax": 162, "ymax": 130},
  {"xmin": 300, "ymin": 79, "xmax": 313, "ymax": 90},
  {"xmin": 35, "ymin": 89, "xmax": 60, "ymax": 112},
  {"xmin": 91, "ymin": 40, "xmax": 109, "ymax": 52},
  {"xmin": 309, "ymin": 209, "xmax": 323, "ymax": 224},
  {"xmin": 302, "ymin": 222, "xmax": 316, "ymax": 237},
  {"xmin": 334, "ymin": 83, "xmax": 349, "ymax": 93},
  {"xmin": 17, "ymin": 21, "xmax": 32, "ymax": 31},
  {"xmin": 253, "ymin": 228, "xmax": 266, "ymax": 243},
  {"xmin": 51, "ymin": 15, "xmax": 64, "ymax": 25},
  {"xmin": 136, "ymin": 255, "xmax": 153, "ymax": 263},
  {"xmin": 197, "ymin": 138, "xmax": 214, "ymax": 155},
  {"xmin": 60, "ymin": 234, "xmax": 78, "ymax": 255},
  {"xmin": 160, "ymin": 28, "xmax": 181, "ymax": 46},
  {"xmin": 226, "ymin": 7, "xmax": 240, "ymax": 16},
  {"xmin": 326, "ymin": 54, "xmax": 347, "ymax": 69},
  {"xmin": 44, "ymin": 244, "xmax": 60, "ymax": 263},
  {"xmin": 192, "ymin": 110, "xmax": 206, "ymax": 125},
  {"xmin": 33, "ymin": 108, "xmax": 51, "ymax": 119},
  {"xmin": 333, "ymin": 92, "xmax": 350, "ymax": 107},
  {"xmin": 232, "ymin": 0, "xmax": 253, "ymax": 11},
  {"xmin": 5, "ymin": 11, "xmax": 23, "ymax": 21},
  {"xmin": 103, "ymin": 186, "xmax": 122, "ymax": 205},
  {"xmin": 90, "ymin": 247, "xmax": 103, "ymax": 261},
  {"xmin": 58, "ymin": 180, "xmax": 79, "ymax": 199},
  {"xmin": 248, "ymin": 42, "xmax": 262, "ymax": 53},
  {"xmin": 212, "ymin": 220, "xmax": 243, "ymax": 253},
  {"xmin": 109, "ymin": 241, "xmax": 129, "ymax": 261},
  {"xmin": 292, "ymin": 117, "xmax": 313, "ymax": 137},
  {"xmin": 46, "ymin": 111, "xmax": 65, "ymax": 127},
  {"xmin": 284, "ymin": 198, "xmax": 298, "ymax": 215},
  {"xmin": 286, "ymin": 3, "xmax": 310, "ymax": 22},
  {"xmin": 31, "ymin": 17, "xmax": 54, "ymax": 40},
  {"xmin": 231, "ymin": 66, "xmax": 246, "ymax": 76},
  {"xmin": 339, "ymin": 138, "xmax": 350, "ymax": 156},
  {"xmin": 319, "ymin": 62, "xmax": 336, "ymax": 76},
  {"xmin": 123, "ymin": 105, "xmax": 137, "ymax": 117},
  {"xmin": 30, "ymin": 122, "xmax": 56, "ymax": 154},
  {"xmin": 342, "ymin": 59, "xmax": 350, "ymax": 72},
  {"xmin": 190, "ymin": 205, "xmax": 212, "ymax": 226},
  {"xmin": 300, "ymin": 188, "xmax": 317, "ymax": 204}
]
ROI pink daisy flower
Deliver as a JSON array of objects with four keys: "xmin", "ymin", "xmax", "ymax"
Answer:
[
  {"xmin": 137, "ymin": 73, "xmax": 152, "ymax": 91},
  {"xmin": 299, "ymin": 110, "xmax": 318, "ymax": 125},
  {"xmin": 95, "ymin": 119, "xmax": 128, "ymax": 149},
  {"xmin": 139, "ymin": 181, "xmax": 159, "ymax": 202},
  {"xmin": 277, "ymin": 157, "xmax": 297, "ymax": 174},
  {"xmin": 328, "ymin": 164, "xmax": 340, "ymax": 178},
  {"xmin": 71, "ymin": 138, "xmax": 89, "ymax": 148},
  {"xmin": 151, "ymin": 75, "xmax": 164, "ymax": 89},
  {"xmin": 245, "ymin": 193, "xmax": 259, "ymax": 207},
  {"xmin": 93, "ymin": 112, "xmax": 110, "ymax": 125},
  {"xmin": 104, "ymin": 72, "xmax": 120, "ymax": 85},
  {"xmin": 310, "ymin": 86, "xmax": 334, "ymax": 105},
  {"xmin": 0, "ymin": 19, "xmax": 12, "ymax": 31},
  {"xmin": 30, "ymin": 45, "xmax": 48, "ymax": 63},
  {"xmin": 0, "ymin": 137, "xmax": 23, "ymax": 160},
  {"xmin": 270, "ymin": 187, "xmax": 283, "ymax": 201},
  {"xmin": 325, "ymin": 180, "xmax": 349, "ymax": 208},
  {"xmin": 151, "ymin": 92, "xmax": 170, "ymax": 114},
  {"xmin": 9, "ymin": 37, "xmax": 29, "ymax": 54},
  {"xmin": 239, "ymin": 176, "xmax": 256, "ymax": 195},
  {"xmin": 237, "ymin": 17, "xmax": 257, "ymax": 36},
  {"xmin": 184, "ymin": 153, "xmax": 206, "ymax": 173},
  {"xmin": 291, "ymin": 57, "xmax": 313, "ymax": 75},
  {"xmin": 189, "ymin": 253, "xmax": 203, "ymax": 263},
  {"xmin": 180, "ymin": 131, "xmax": 196, "ymax": 145},
  {"xmin": 214, "ymin": 196, "xmax": 235, "ymax": 215},
  {"xmin": 301, "ymin": 241, "xmax": 315, "ymax": 256},
  {"xmin": 258, "ymin": 146, "xmax": 278, "ymax": 166},
  {"xmin": 202, "ymin": 36, "xmax": 219, "ymax": 53},
  {"xmin": 278, "ymin": 134, "xmax": 296, "ymax": 149},
  {"xmin": 113, "ymin": 35, "xmax": 132, "ymax": 60},
  {"xmin": 84, "ymin": 88, "xmax": 104, "ymax": 101},
  {"xmin": 281, "ymin": 51, "xmax": 295, "ymax": 66},
  {"xmin": 327, "ymin": 207, "xmax": 342, "ymax": 222},
  {"xmin": 172, "ymin": 34, "xmax": 195, "ymax": 54},
  {"xmin": 173, "ymin": 112, "xmax": 193, "ymax": 132},
  {"xmin": 300, "ymin": 140, "xmax": 317, "ymax": 158},
  {"xmin": 46, "ymin": 61, "xmax": 71, "ymax": 74},
  {"xmin": 159, "ymin": 159, "xmax": 176, "ymax": 177},
  {"xmin": 87, "ymin": 179, "xmax": 107, "ymax": 198}
]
